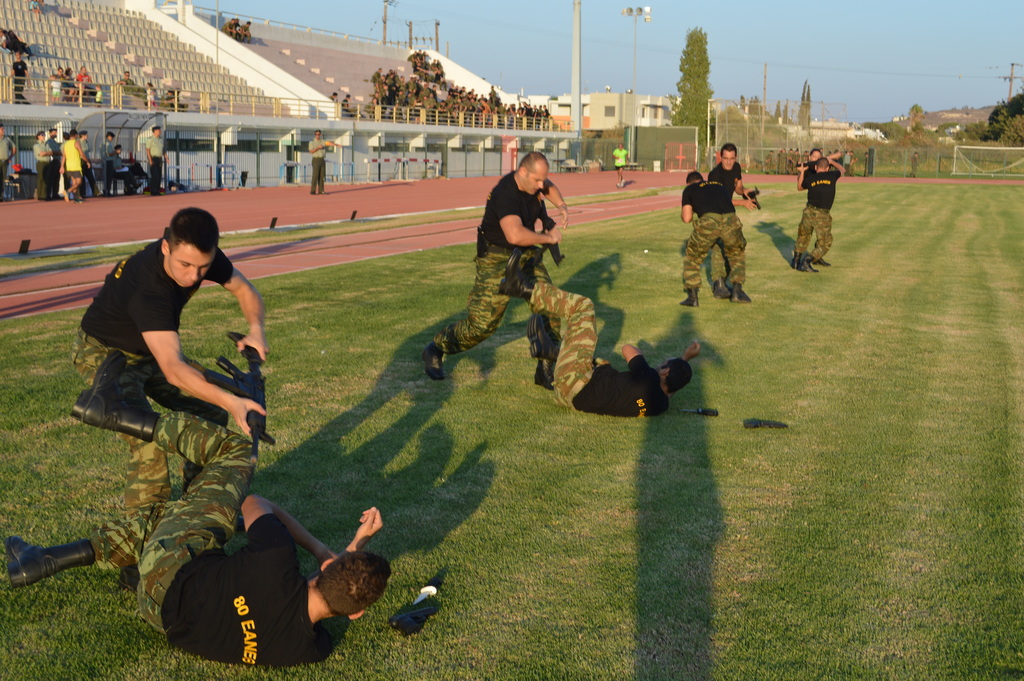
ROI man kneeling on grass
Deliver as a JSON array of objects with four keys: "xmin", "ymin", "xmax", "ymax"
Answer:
[
  {"xmin": 6, "ymin": 356, "xmax": 390, "ymax": 667},
  {"xmin": 500, "ymin": 248, "xmax": 699, "ymax": 417}
]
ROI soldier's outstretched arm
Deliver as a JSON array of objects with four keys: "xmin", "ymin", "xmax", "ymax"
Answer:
[
  {"xmin": 540, "ymin": 180, "xmax": 570, "ymax": 229},
  {"xmin": 222, "ymin": 268, "xmax": 267, "ymax": 360}
]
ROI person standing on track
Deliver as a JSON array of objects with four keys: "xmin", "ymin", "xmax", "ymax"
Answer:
[{"xmin": 308, "ymin": 130, "xmax": 335, "ymax": 195}]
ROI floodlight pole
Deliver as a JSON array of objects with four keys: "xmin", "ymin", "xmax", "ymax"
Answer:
[{"xmin": 621, "ymin": 7, "xmax": 650, "ymax": 164}]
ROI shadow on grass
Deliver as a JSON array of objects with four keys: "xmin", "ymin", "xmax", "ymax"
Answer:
[
  {"xmin": 635, "ymin": 311, "xmax": 723, "ymax": 680},
  {"xmin": 250, "ymin": 253, "xmax": 626, "ymax": 641},
  {"xmin": 753, "ymin": 220, "xmax": 796, "ymax": 264}
]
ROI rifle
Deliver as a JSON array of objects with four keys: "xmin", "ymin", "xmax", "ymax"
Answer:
[
  {"xmin": 540, "ymin": 213, "xmax": 565, "ymax": 266},
  {"xmin": 204, "ymin": 331, "xmax": 275, "ymax": 463},
  {"xmin": 746, "ymin": 187, "xmax": 761, "ymax": 210}
]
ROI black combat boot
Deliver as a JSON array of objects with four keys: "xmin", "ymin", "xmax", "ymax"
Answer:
[
  {"xmin": 497, "ymin": 248, "xmax": 534, "ymax": 300},
  {"xmin": 527, "ymin": 314, "xmax": 559, "ymax": 361},
  {"xmin": 812, "ymin": 257, "xmax": 831, "ymax": 267},
  {"xmin": 71, "ymin": 352, "xmax": 158, "ymax": 442},
  {"xmin": 730, "ymin": 282, "xmax": 752, "ymax": 303},
  {"xmin": 712, "ymin": 279, "xmax": 731, "ymax": 299},
  {"xmin": 422, "ymin": 341, "xmax": 444, "ymax": 380},
  {"xmin": 797, "ymin": 253, "xmax": 819, "ymax": 273},
  {"xmin": 6, "ymin": 536, "xmax": 95, "ymax": 588},
  {"xmin": 534, "ymin": 359, "xmax": 555, "ymax": 391},
  {"xmin": 679, "ymin": 288, "xmax": 699, "ymax": 307}
]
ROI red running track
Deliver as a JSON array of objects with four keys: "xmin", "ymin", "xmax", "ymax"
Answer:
[
  {"xmin": 0, "ymin": 170, "xmax": 686, "ymax": 320},
  {"xmin": 2, "ymin": 171, "xmax": 1019, "ymax": 320}
]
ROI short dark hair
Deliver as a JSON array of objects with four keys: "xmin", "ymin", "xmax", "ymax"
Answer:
[
  {"xmin": 316, "ymin": 551, "xmax": 391, "ymax": 617},
  {"xmin": 114, "ymin": 144, "xmax": 122, "ymax": 151},
  {"xmin": 519, "ymin": 151, "xmax": 549, "ymax": 172},
  {"xmin": 720, "ymin": 143, "xmax": 738, "ymax": 155},
  {"xmin": 663, "ymin": 358, "xmax": 692, "ymax": 394},
  {"xmin": 68, "ymin": 129, "xmax": 78, "ymax": 137},
  {"xmin": 152, "ymin": 125, "xmax": 161, "ymax": 132},
  {"xmin": 809, "ymin": 148, "xmax": 822, "ymax": 156},
  {"xmin": 685, "ymin": 171, "xmax": 704, "ymax": 184},
  {"xmin": 166, "ymin": 207, "xmax": 220, "ymax": 253},
  {"xmin": 106, "ymin": 132, "xmax": 115, "ymax": 139},
  {"xmin": 816, "ymin": 158, "xmax": 830, "ymax": 170},
  {"xmin": 36, "ymin": 131, "xmax": 45, "ymax": 137}
]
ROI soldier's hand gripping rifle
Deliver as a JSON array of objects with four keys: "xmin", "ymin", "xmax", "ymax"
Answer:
[
  {"xmin": 745, "ymin": 187, "xmax": 761, "ymax": 210},
  {"xmin": 204, "ymin": 331, "xmax": 275, "ymax": 463},
  {"xmin": 539, "ymin": 213, "xmax": 565, "ymax": 266}
]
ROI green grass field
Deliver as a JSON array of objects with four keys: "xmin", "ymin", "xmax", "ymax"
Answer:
[{"xmin": 2, "ymin": 181, "xmax": 1023, "ymax": 680}]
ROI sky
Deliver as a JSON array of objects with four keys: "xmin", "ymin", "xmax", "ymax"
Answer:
[{"xmin": 230, "ymin": 0, "xmax": 1023, "ymax": 123}]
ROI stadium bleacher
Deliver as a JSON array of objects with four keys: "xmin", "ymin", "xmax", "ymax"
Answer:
[{"xmin": 0, "ymin": 0, "xmax": 265, "ymax": 109}]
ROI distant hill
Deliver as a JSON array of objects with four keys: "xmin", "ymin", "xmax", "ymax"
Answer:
[{"xmin": 892, "ymin": 106, "xmax": 994, "ymax": 130}]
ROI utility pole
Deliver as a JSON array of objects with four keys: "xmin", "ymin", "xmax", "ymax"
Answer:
[
  {"xmin": 408, "ymin": 20, "xmax": 412, "ymax": 48},
  {"xmin": 435, "ymin": 21, "xmax": 439, "ymax": 52},
  {"xmin": 1010, "ymin": 63, "xmax": 1021, "ymax": 101},
  {"xmin": 761, "ymin": 63, "xmax": 766, "ymax": 143}
]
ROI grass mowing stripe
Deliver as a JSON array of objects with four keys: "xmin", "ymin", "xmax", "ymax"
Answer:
[{"xmin": 1, "ymin": 183, "xmax": 1023, "ymax": 679}]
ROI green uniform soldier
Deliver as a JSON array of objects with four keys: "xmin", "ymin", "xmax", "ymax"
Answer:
[
  {"xmin": 32, "ymin": 131, "xmax": 49, "ymax": 200},
  {"xmin": 498, "ymin": 249, "xmax": 699, "ymax": 416},
  {"xmin": 422, "ymin": 151, "xmax": 569, "ymax": 389},
  {"xmin": 679, "ymin": 171, "xmax": 756, "ymax": 306},
  {"xmin": 0, "ymin": 123, "xmax": 16, "ymax": 202},
  {"xmin": 308, "ymin": 130, "xmax": 335, "ymax": 195},
  {"xmin": 145, "ymin": 125, "xmax": 167, "ymax": 195},
  {"xmin": 7, "ymin": 356, "xmax": 390, "ymax": 667},
  {"xmin": 706, "ymin": 143, "xmax": 758, "ymax": 299},
  {"xmin": 44, "ymin": 128, "xmax": 62, "ymax": 201},
  {"xmin": 71, "ymin": 207, "xmax": 267, "ymax": 585},
  {"xmin": 794, "ymin": 156, "xmax": 844, "ymax": 272}
]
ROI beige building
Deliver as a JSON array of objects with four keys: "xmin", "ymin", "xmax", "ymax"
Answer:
[{"xmin": 527, "ymin": 92, "xmax": 672, "ymax": 130}]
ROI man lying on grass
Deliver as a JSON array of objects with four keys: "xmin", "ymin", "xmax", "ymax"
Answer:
[
  {"xmin": 500, "ymin": 248, "xmax": 700, "ymax": 417},
  {"xmin": 6, "ymin": 354, "xmax": 390, "ymax": 667}
]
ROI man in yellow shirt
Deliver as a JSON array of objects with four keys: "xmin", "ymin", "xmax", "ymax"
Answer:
[{"xmin": 60, "ymin": 128, "xmax": 88, "ymax": 203}]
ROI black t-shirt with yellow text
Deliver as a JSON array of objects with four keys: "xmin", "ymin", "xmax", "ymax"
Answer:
[
  {"xmin": 80, "ymin": 239, "xmax": 233, "ymax": 355},
  {"xmin": 161, "ymin": 514, "xmax": 333, "ymax": 667}
]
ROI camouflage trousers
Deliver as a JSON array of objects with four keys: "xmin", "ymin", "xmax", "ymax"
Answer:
[
  {"xmin": 683, "ymin": 213, "xmax": 747, "ymax": 289},
  {"xmin": 89, "ymin": 414, "xmax": 254, "ymax": 631},
  {"xmin": 708, "ymin": 241, "xmax": 730, "ymax": 282},
  {"xmin": 434, "ymin": 248, "xmax": 560, "ymax": 355},
  {"xmin": 528, "ymin": 282, "xmax": 600, "ymax": 409},
  {"xmin": 795, "ymin": 205, "xmax": 833, "ymax": 260},
  {"xmin": 72, "ymin": 328, "xmax": 230, "ymax": 512}
]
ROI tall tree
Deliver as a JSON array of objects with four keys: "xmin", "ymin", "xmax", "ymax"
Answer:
[
  {"xmin": 909, "ymin": 103, "xmax": 924, "ymax": 132},
  {"xmin": 799, "ymin": 80, "xmax": 812, "ymax": 129},
  {"xmin": 671, "ymin": 27, "xmax": 713, "ymax": 142}
]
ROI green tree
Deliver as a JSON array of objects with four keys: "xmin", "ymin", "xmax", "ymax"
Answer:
[
  {"xmin": 670, "ymin": 27, "xmax": 713, "ymax": 142},
  {"xmin": 799, "ymin": 80, "xmax": 812, "ymax": 129},
  {"xmin": 986, "ymin": 93, "xmax": 1024, "ymax": 142},
  {"xmin": 909, "ymin": 103, "xmax": 924, "ymax": 132}
]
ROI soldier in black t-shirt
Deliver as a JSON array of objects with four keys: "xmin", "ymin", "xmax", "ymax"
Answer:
[
  {"xmin": 423, "ymin": 151, "xmax": 569, "ymax": 389},
  {"xmin": 498, "ymin": 249, "xmax": 698, "ymax": 416},
  {"xmin": 71, "ymin": 207, "xmax": 267, "ymax": 588},
  {"xmin": 6, "ymin": 402, "xmax": 390, "ymax": 667},
  {"xmin": 679, "ymin": 171, "xmax": 757, "ymax": 306},
  {"xmin": 705, "ymin": 143, "xmax": 757, "ymax": 298},
  {"xmin": 793, "ymin": 156, "xmax": 844, "ymax": 272}
]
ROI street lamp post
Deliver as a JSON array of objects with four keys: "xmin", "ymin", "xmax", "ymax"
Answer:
[{"xmin": 621, "ymin": 6, "xmax": 651, "ymax": 164}]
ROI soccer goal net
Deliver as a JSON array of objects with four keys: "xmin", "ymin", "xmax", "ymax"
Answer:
[{"xmin": 952, "ymin": 146, "xmax": 1024, "ymax": 178}]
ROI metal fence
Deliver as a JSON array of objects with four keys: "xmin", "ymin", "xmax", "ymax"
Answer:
[{"xmin": 711, "ymin": 98, "xmax": 850, "ymax": 167}]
